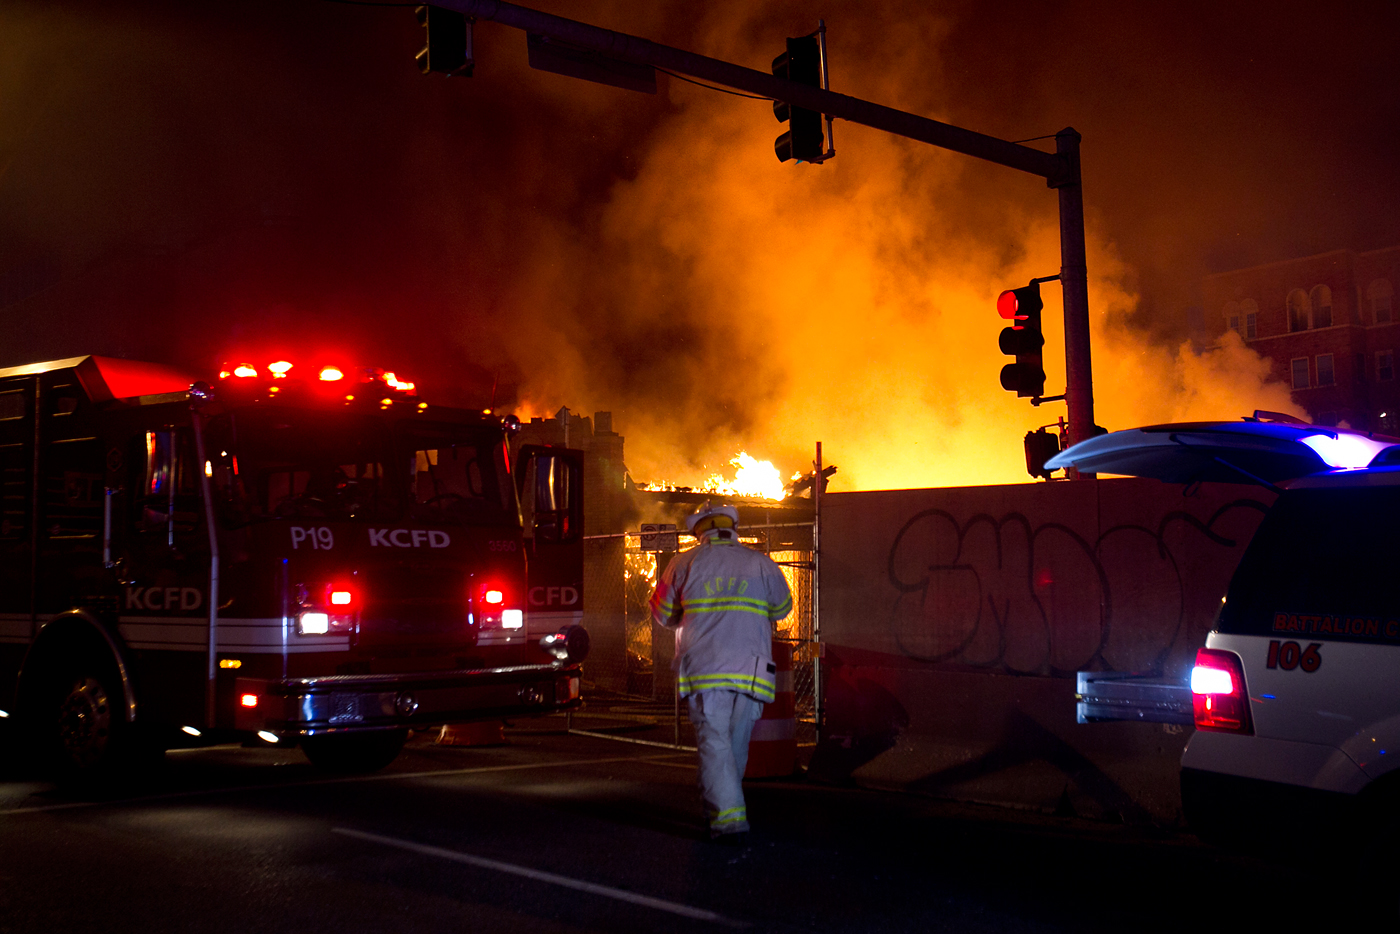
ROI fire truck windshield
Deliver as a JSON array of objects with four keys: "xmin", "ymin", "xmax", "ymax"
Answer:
[
  {"xmin": 209, "ymin": 409, "xmax": 515, "ymax": 527},
  {"xmin": 399, "ymin": 421, "xmax": 517, "ymax": 525}
]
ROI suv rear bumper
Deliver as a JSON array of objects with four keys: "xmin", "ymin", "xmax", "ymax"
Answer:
[
  {"xmin": 1181, "ymin": 766, "xmax": 1360, "ymax": 848},
  {"xmin": 234, "ymin": 663, "xmax": 582, "ymax": 736},
  {"xmin": 1182, "ymin": 728, "xmax": 1369, "ymax": 794}
]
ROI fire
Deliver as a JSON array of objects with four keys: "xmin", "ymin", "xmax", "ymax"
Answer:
[
  {"xmin": 639, "ymin": 451, "xmax": 789, "ymax": 501},
  {"xmin": 706, "ymin": 452, "xmax": 787, "ymax": 501}
]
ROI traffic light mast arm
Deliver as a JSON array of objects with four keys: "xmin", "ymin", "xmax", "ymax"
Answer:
[
  {"xmin": 433, "ymin": 0, "xmax": 1096, "ymax": 452},
  {"xmin": 436, "ymin": 0, "xmax": 1066, "ymax": 183}
]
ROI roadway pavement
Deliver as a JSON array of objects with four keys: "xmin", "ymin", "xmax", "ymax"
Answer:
[{"xmin": 0, "ymin": 715, "xmax": 1339, "ymax": 933}]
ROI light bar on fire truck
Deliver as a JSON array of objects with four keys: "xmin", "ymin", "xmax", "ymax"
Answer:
[{"xmin": 216, "ymin": 359, "xmax": 422, "ymax": 408}]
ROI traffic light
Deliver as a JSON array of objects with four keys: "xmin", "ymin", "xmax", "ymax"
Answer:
[
  {"xmin": 998, "ymin": 282, "xmax": 1046, "ymax": 398},
  {"xmin": 1024, "ymin": 428, "xmax": 1061, "ymax": 479},
  {"xmin": 416, "ymin": 5, "xmax": 473, "ymax": 76},
  {"xmin": 771, "ymin": 37, "xmax": 824, "ymax": 163}
]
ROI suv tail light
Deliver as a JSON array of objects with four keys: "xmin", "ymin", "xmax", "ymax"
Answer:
[{"xmin": 1191, "ymin": 647, "xmax": 1253, "ymax": 734}]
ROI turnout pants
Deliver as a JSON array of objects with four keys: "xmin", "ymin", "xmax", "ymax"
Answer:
[{"xmin": 687, "ymin": 689, "xmax": 763, "ymax": 836}]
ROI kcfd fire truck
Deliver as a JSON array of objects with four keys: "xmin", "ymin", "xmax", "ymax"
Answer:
[{"xmin": 0, "ymin": 355, "xmax": 589, "ymax": 779}]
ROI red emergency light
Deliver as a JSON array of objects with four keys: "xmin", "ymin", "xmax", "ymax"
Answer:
[
  {"xmin": 215, "ymin": 359, "xmax": 420, "ymax": 400},
  {"xmin": 311, "ymin": 582, "xmax": 359, "ymax": 610}
]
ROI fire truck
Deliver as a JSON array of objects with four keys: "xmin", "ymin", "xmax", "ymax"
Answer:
[{"xmin": 0, "ymin": 355, "xmax": 589, "ymax": 780}]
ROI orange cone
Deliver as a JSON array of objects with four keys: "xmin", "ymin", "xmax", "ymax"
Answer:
[
  {"xmin": 745, "ymin": 640, "xmax": 797, "ymax": 778},
  {"xmin": 437, "ymin": 721, "xmax": 507, "ymax": 746}
]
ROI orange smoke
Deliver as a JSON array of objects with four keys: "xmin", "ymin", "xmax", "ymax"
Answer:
[{"xmin": 492, "ymin": 3, "xmax": 1303, "ymax": 492}]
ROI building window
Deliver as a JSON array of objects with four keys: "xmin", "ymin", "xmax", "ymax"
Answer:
[
  {"xmin": 1316, "ymin": 353, "xmax": 1335, "ymax": 387},
  {"xmin": 1310, "ymin": 285, "xmax": 1332, "ymax": 328},
  {"xmin": 1291, "ymin": 357, "xmax": 1310, "ymax": 389},
  {"xmin": 1223, "ymin": 300, "xmax": 1239, "ymax": 336},
  {"xmin": 1287, "ymin": 289, "xmax": 1311, "ymax": 332},
  {"xmin": 1241, "ymin": 298, "xmax": 1258, "ymax": 339},
  {"xmin": 1369, "ymin": 279, "xmax": 1393, "ymax": 325},
  {"xmin": 1379, "ymin": 351, "xmax": 1395, "ymax": 382}
]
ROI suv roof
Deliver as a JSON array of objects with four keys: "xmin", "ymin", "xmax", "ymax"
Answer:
[{"xmin": 1045, "ymin": 419, "xmax": 1400, "ymax": 487}]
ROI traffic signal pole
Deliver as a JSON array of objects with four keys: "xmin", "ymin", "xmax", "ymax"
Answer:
[
  {"xmin": 434, "ymin": 0, "xmax": 1096, "ymax": 447},
  {"xmin": 1055, "ymin": 129, "xmax": 1095, "ymax": 450}
]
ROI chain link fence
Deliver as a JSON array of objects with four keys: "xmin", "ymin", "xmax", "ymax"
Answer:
[{"xmin": 576, "ymin": 524, "xmax": 817, "ymax": 747}]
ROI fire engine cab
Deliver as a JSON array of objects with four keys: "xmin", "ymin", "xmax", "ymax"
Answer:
[{"xmin": 0, "ymin": 355, "xmax": 588, "ymax": 779}]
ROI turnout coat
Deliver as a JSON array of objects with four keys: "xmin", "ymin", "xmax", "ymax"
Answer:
[{"xmin": 649, "ymin": 527, "xmax": 793, "ymax": 702}]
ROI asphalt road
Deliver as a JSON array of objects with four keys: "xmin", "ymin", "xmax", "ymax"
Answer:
[{"xmin": 0, "ymin": 719, "xmax": 1342, "ymax": 933}]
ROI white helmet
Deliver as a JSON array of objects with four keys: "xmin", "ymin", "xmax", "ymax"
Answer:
[{"xmin": 685, "ymin": 501, "xmax": 740, "ymax": 533}]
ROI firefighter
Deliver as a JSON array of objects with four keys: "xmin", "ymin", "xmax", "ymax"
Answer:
[{"xmin": 650, "ymin": 501, "xmax": 793, "ymax": 842}]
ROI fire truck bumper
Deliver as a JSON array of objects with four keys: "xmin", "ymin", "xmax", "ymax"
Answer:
[{"xmin": 234, "ymin": 663, "xmax": 583, "ymax": 736}]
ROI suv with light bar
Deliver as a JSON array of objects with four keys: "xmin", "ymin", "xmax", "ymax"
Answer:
[
  {"xmin": 1049, "ymin": 417, "xmax": 1400, "ymax": 892},
  {"xmin": 0, "ymin": 355, "xmax": 588, "ymax": 779}
]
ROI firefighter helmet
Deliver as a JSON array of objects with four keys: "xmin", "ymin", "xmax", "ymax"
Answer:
[{"xmin": 685, "ymin": 501, "xmax": 740, "ymax": 534}]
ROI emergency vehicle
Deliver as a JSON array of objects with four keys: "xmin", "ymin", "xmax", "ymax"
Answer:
[
  {"xmin": 0, "ymin": 355, "xmax": 589, "ymax": 779},
  {"xmin": 1048, "ymin": 419, "xmax": 1400, "ymax": 863}
]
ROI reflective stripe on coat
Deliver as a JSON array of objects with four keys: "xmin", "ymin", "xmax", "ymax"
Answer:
[{"xmin": 649, "ymin": 527, "xmax": 793, "ymax": 701}]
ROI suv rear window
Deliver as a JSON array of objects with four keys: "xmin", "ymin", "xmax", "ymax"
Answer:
[{"xmin": 1219, "ymin": 486, "xmax": 1400, "ymax": 643}]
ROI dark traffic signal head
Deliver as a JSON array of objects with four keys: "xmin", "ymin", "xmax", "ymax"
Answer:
[
  {"xmin": 1023, "ymin": 427, "xmax": 1061, "ymax": 479},
  {"xmin": 997, "ymin": 282, "xmax": 1046, "ymax": 398},
  {"xmin": 771, "ymin": 37, "xmax": 824, "ymax": 163},
  {"xmin": 416, "ymin": 5, "xmax": 473, "ymax": 76}
]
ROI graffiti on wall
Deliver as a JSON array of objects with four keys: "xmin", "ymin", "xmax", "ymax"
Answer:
[{"xmin": 885, "ymin": 499, "xmax": 1271, "ymax": 676}]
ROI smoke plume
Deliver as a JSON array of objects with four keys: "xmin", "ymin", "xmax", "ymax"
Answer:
[{"xmin": 2, "ymin": 0, "xmax": 1392, "ymax": 490}]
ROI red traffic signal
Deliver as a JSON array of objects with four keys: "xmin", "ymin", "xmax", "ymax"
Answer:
[
  {"xmin": 997, "ymin": 282, "xmax": 1046, "ymax": 398},
  {"xmin": 997, "ymin": 289, "xmax": 1026, "ymax": 323}
]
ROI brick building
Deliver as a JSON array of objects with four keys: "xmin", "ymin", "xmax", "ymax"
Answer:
[{"xmin": 1199, "ymin": 246, "xmax": 1400, "ymax": 432}]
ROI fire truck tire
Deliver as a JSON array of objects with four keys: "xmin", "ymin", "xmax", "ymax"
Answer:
[
  {"xmin": 300, "ymin": 729, "xmax": 407, "ymax": 773},
  {"xmin": 37, "ymin": 654, "xmax": 136, "ymax": 784}
]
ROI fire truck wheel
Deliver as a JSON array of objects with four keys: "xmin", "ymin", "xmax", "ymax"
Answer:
[
  {"xmin": 42, "ymin": 660, "xmax": 132, "ymax": 783},
  {"xmin": 300, "ymin": 729, "xmax": 407, "ymax": 774}
]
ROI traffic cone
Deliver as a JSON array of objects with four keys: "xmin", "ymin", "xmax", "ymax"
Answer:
[
  {"xmin": 745, "ymin": 640, "xmax": 797, "ymax": 778},
  {"xmin": 437, "ymin": 721, "xmax": 507, "ymax": 746}
]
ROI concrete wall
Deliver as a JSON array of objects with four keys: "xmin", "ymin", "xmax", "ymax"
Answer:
[{"xmin": 811, "ymin": 477, "xmax": 1274, "ymax": 827}]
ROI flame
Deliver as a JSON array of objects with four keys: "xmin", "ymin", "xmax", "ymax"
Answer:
[
  {"xmin": 640, "ymin": 451, "xmax": 788, "ymax": 501},
  {"xmin": 707, "ymin": 452, "xmax": 787, "ymax": 501}
]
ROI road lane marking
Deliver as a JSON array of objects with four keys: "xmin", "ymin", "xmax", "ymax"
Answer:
[
  {"xmin": 333, "ymin": 827, "xmax": 748, "ymax": 927},
  {"xmin": 0, "ymin": 753, "xmax": 680, "ymax": 816}
]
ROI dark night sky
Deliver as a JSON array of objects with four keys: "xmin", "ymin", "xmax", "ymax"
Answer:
[{"xmin": 1, "ymin": 0, "xmax": 1396, "ymax": 485}]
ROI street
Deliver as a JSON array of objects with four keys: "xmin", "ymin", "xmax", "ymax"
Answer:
[{"xmin": 0, "ymin": 716, "xmax": 1333, "ymax": 933}]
